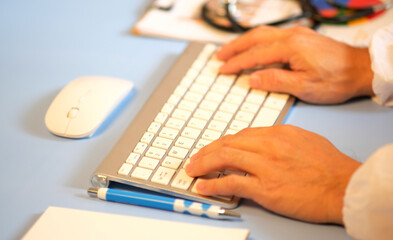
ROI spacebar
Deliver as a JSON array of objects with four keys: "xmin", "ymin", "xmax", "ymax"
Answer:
[{"xmin": 251, "ymin": 107, "xmax": 281, "ymax": 127}]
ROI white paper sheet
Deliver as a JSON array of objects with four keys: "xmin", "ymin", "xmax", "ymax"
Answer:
[
  {"xmin": 134, "ymin": 0, "xmax": 393, "ymax": 45},
  {"xmin": 22, "ymin": 206, "xmax": 250, "ymax": 240}
]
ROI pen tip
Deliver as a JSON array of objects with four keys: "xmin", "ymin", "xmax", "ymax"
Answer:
[
  {"xmin": 221, "ymin": 209, "xmax": 241, "ymax": 218},
  {"xmin": 87, "ymin": 188, "xmax": 98, "ymax": 198}
]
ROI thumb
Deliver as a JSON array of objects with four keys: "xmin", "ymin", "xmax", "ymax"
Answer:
[{"xmin": 250, "ymin": 68, "xmax": 303, "ymax": 95}]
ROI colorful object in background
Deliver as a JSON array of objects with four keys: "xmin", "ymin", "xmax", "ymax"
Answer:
[{"xmin": 311, "ymin": 0, "xmax": 385, "ymax": 25}]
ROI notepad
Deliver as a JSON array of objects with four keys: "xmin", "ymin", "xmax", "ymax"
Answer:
[{"xmin": 22, "ymin": 206, "xmax": 250, "ymax": 240}]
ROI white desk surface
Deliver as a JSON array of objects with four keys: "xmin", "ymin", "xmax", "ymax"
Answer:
[{"xmin": 1, "ymin": 1, "xmax": 392, "ymax": 239}]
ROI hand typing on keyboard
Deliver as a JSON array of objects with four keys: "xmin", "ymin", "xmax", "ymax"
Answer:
[
  {"xmin": 186, "ymin": 26, "xmax": 377, "ymax": 225},
  {"xmin": 185, "ymin": 125, "xmax": 361, "ymax": 224},
  {"xmin": 216, "ymin": 25, "xmax": 374, "ymax": 105}
]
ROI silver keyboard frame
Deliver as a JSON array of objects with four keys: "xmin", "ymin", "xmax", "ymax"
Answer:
[{"xmin": 90, "ymin": 42, "xmax": 295, "ymax": 209}]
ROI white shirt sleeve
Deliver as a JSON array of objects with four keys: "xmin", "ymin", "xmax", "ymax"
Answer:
[
  {"xmin": 342, "ymin": 22, "xmax": 393, "ymax": 239},
  {"xmin": 343, "ymin": 143, "xmax": 393, "ymax": 240},
  {"xmin": 369, "ymin": 22, "xmax": 393, "ymax": 106}
]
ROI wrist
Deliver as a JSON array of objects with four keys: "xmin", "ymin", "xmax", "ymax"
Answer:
[
  {"xmin": 326, "ymin": 156, "xmax": 362, "ymax": 224},
  {"xmin": 351, "ymin": 48, "xmax": 374, "ymax": 98}
]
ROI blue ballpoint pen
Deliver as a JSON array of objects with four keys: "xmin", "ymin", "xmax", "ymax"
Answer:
[{"xmin": 88, "ymin": 188, "xmax": 240, "ymax": 219}]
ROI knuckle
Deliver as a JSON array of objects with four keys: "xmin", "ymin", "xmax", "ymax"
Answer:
[
  {"xmin": 291, "ymin": 26, "xmax": 312, "ymax": 34},
  {"xmin": 224, "ymin": 175, "xmax": 239, "ymax": 190},
  {"xmin": 220, "ymin": 134, "xmax": 235, "ymax": 146},
  {"xmin": 217, "ymin": 147, "xmax": 232, "ymax": 161}
]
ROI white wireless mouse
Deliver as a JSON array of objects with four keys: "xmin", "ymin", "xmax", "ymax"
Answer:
[{"xmin": 45, "ymin": 76, "xmax": 133, "ymax": 138}]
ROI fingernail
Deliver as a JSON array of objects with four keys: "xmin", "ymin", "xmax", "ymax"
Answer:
[{"xmin": 250, "ymin": 74, "xmax": 260, "ymax": 88}]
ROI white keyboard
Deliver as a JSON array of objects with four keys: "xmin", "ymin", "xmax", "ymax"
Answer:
[{"xmin": 91, "ymin": 42, "xmax": 294, "ymax": 208}]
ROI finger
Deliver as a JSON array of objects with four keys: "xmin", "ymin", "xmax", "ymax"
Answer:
[
  {"xmin": 195, "ymin": 174, "xmax": 261, "ymax": 200},
  {"xmin": 219, "ymin": 41, "xmax": 292, "ymax": 74},
  {"xmin": 249, "ymin": 68, "xmax": 306, "ymax": 97},
  {"xmin": 191, "ymin": 132, "xmax": 269, "ymax": 160},
  {"xmin": 216, "ymin": 25, "xmax": 289, "ymax": 61},
  {"xmin": 186, "ymin": 145, "xmax": 267, "ymax": 177}
]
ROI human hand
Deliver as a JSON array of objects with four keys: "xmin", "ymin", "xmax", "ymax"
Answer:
[
  {"xmin": 185, "ymin": 125, "xmax": 361, "ymax": 224},
  {"xmin": 216, "ymin": 26, "xmax": 374, "ymax": 104}
]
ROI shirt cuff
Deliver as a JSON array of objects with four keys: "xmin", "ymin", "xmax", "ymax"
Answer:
[
  {"xmin": 369, "ymin": 23, "xmax": 393, "ymax": 107},
  {"xmin": 343, "ymin": 143, "xmax": 393, "ymax": 240}
]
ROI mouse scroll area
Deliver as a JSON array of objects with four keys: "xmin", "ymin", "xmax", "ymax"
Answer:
[{"xmin": 67, "ymin": 107, "xmax": 79, "ymax": 119}]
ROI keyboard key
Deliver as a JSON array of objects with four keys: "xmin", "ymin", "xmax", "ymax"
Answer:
[
  {"xmin": 225, "ymin": 129, "xmax": 238, "ymax": 135},
  {"xmin": 246, "ymin": 89, "xmax": 267, "ymax": 105},
  {"xmin": 151, "ymin": 167, "xmax": 176, "ymax": 185},
  {"xmin": 191, "ymin": 59, "xmax": 206, "ymax": 71},
  {"xmin": 165, "ymin": 118, "xmax": 185, "ymax": 130},
  {"xmin": 145, "ymin": 146, "xmax": 166, "ymax": 160},
  {"xmin": 175, "ymin": 136, "xmax": 195, "ymax": 149},
  {"xmin": 118, "ymin": 163, "xmax": 133, "ymax": 176},
  {"xmin": 206, "ymin": 57, "xmax": 224, "ymax": 70},
  {"xmin": 152, "ymin": 137, "xmax": 173, "ymax": 150},
  {"xmin": 171, "ymin": 169, "xmax": 194, "ymax": 190},
  {"xmin": 201, "ymin": 66, "xmax": 218, "ymax": 79},
  {"xmin": 167, "ymin": 94, "xmax": 182, "ymax": 105},
  {"xmin": 240, "ymin": 102, "xmax": 260, "ymax": 114},
  {"xmin": 174, "ymin": 85, "xmax": 188, "ymax": 96},
  {"xmin": 185, "ymin": 68, "xmax": 199, "ymax": 80},
  {"xmin": 184, "ymin": 91, "xmax": 203, "ymax": 103},
  {"xmin": 162, "ymin": 156, "xmax": 183, "ymax": 169},
  {"xmin": 140, "ymin": 132, "xmax": 154, "ymax": 144},
  {"xmin": 159, "ymin": 127, "xmax": 179, "ymax": 140},
  {"xmin": 208, "ymin": 120, "xmax": 227, "ymax": 132},
  {"xmin": 131, "ymin": 167, "xmax": 152, "ymax": 180},
  {"xmin": 216, "ymin": 74, "xmax": 236, "ymax": 86},
  {"xmin": 168, "ymin": 146, "xmax": 189, "ymax": 159},
  {"xmin": 210, "ymin": 82, "xmax": 230, "ymax": 94},
  {"xmin": 193, "ymin": 108, "xmax": 213, "ymax": 121},
  {"xmin": 195, "ymin": 74, "xmax": 215, "ymax": 86},
  {"xmin": 126, "ymin": 153, "xmax": 140, "ymax": 165},
  {"xmin": 172, "ymin": 109, "xmax": 192, "ymax": 121},
  {"xmin": 178, "ymin": 100, "xmax": 197, "ymax": 112},
  {"xmin": 181, "ymin": 75, "xmax": 194, "ymax": 88},
  {"xmin": 195, "ymin": 139, "xmax": 211, "ymax": 149},
  {"xmin": 147, "ymin": 122, "xmax": 161, "ymax": 134},
  {"xmin": 139, "ymin": 157, "xmax": 160, "ymax": 170},
  {"xmin": 161, "ymin": 103, "xmax": 175, "ymax": 114},
  {"xmin": 213, "ymin": 111, "xmax": 233, "ymax": 123},
  {"xmin": 251, "ymin": 107, "xmax": 281, "ymax": 127},
  {"xmin": 202, "ymin": 129, "xmax": 222, "ymax": 141},
  {"xmin": 264, "ymin": 93, "xmax": 289, "ymax": 110},
  {"xmin": 205, "ymin": 91, "xmax": 225, "ymax": 103},
  {"xmin": 181, "ymin": 127, "xmax": 201, "ymax": 139},
  {"xmin": 235, "ymin": 111, "xmax": 255, "ymax": 123},
  {"xmin": 154, "ymin": 112, "xmax": 168, "ymax": 124},
  {"xmin": 231, "ymin": 74, "xmax": 250, "ymax": 96},
  {"xmin": 133, "ymin": 142, "xmax": 148, "ymax": 154},
  {"xmin": 189, "ymin": 83, "xmax": 209, "ymax": 95},
  {"xmin": 229, "ymin": 120, "xmax": 249, "ymax": 131},
  {"xmin": 200, "ymin": 43, "xmax": 217, "ymax": 56},
  {"xmin": 189, "ymin": 148, "xmax": 199, "ymax": 158},
  {"xmin": 224, "ymin": 93, "xmax": 244, "ymax": 105},
  {"xmin": 187, "ymin": 117, "xmax": 207, "ymax": 130},
  {"xmin": 219, "ymin": 102, "xmax": 239, "ymax": 114},
  {"xmin": 199, "ymin": 99, "xmax": 219, "ymax": 112}
]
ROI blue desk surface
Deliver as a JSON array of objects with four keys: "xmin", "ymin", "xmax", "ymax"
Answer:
[{"xmin": 1, "ymin": 1, "xmax": 392, "ymax": 239}]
